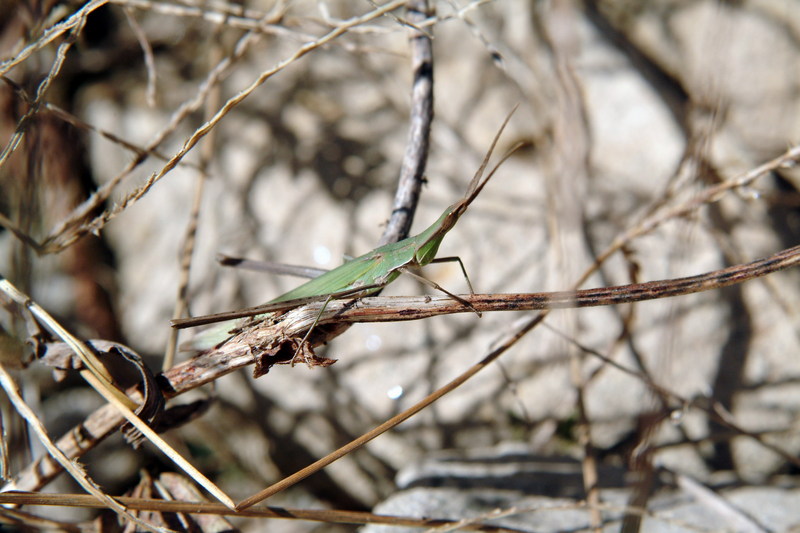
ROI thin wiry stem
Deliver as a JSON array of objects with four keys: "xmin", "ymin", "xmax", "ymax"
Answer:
[{"xmin": 379, "ymin": 0, "xmax": 434, "ymax": 246}]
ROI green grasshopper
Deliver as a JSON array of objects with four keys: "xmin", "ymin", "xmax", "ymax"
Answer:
[{"xmin": 172, "ymin": 108, "xmax": 517, "ymax": 349}]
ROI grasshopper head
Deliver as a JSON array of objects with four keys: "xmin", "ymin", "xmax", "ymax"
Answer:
[{"xmin": 414, "ymin": 202, "xmax": 461, "ymax": 266}]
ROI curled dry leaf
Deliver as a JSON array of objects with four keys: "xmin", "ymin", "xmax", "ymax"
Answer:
[{"xmin": 38, "ymin": 340, "xmax": 164, "ymax": 447}]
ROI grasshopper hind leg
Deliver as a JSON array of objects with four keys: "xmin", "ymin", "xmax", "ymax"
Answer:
[{"xmin": 399, "ymin": 266, "xmax": 481, "ymax": 317}]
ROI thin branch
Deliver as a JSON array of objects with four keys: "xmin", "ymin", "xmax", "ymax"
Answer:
[
  {"xmin": 164, "ymin": 29, "xmax": 225, "ymax": 371},
  {"xmin": 123, "ymin": 6, "xmax": 158, "ymax": 107},
  {"xmin": 337, "ymin": 243, "xmax": 800, "ymax": 320},
  {"xmin": 109, "ymin": 0, "xmax": 285, "ymax": 31},
  {"xmin": 0, "ymin": 0, "xmax": 110, "ymax": 78},
  {"xmin": 379, "ymin": 0, "xmax": 435, "ymax": 245}
]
